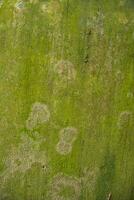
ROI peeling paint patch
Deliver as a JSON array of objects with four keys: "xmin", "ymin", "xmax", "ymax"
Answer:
[{"xmin": 26, "ymin": 102, "xmax": 50, "ymax": 131}]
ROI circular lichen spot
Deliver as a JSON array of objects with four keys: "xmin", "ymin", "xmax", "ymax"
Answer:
[
  {"xmin": 40, "ymin": 0, "xmax": 61, "ymax": 25},
  {"xmin": 3, "ymin": 133, "xmax": 50, "ymax": 179},
  {"xmin": 56, "ymin": 141, "xmax": 72, "ymax": 155},
  {"xmin": 14, "ymin": 0, "xmax": 25, "ymax": 12},
  {"xmin": 48, "ymin": 173, "xmax": 81, "ymax": 200},
  {"xmin": 59, "ymin": 127, "xmax": 78, "ymax": 143},
  {"xmin": 115, "ymin": 70, "xmax": 124, "ymax": 82},
  {"xmin": 26, "ymin": 102, "xmax": 50, "ymax": 131},
  {"xmin": 54, "ymin": 60, "xmax": 77, "ymax": 82},
  {"xmin": 117, "ymin": 111, "xmax": 133, "ymax": 129},
  {"xmin": 56, "ymin": 127, "xmax": 78, "ymax": 155}
]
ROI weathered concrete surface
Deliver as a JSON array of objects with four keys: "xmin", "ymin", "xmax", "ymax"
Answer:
[{"xmin": 0, "ymin": 0, "xmax": 134, "ymax": 199}]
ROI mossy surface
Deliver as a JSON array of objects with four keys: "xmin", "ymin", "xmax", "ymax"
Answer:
[{"xmin": 0, "ymin": 0, "xmax": 134, "ymax": 199}]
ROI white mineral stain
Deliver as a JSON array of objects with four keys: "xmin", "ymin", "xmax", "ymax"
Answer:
[
  {"xmin": 56, "ymin": 127, "xmax": 78, "ymax": 155},
  {"xmin": 26, "ymin": 102, "xmax": 50, "ymax": 131},
  {"xmin": 48, "ymin": 172, "xmax": 81, "ymax": 200},
  {"xmin": 54, "ymin": 60, "xmax": 77, "ymax": 81}
]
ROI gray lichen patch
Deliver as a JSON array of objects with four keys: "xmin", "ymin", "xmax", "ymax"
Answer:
[
  {"xmin": 56, "ymin": 141, "xmax": 72, "ymax": 155},
  {"xmin": 80, "ymin": 167, "xmax": 99, "ymax": 191},
  {"xmin": 115, "ymin": 70, "xmax": 124, "ymax": 83},
  {"xmin": 14, "ymin": 1, "xmax": 25, "ymax": 12},
  {"xmin": 48, "ymin": 172, "xmax": 81, "ymax": 200},
  {"xmin": 86, "ymin": 11, "xmax": 105, "ymax": 37},
  {"xmin": 13, "ymin": 0, "xmax": 27, "ymax": 27},
  {"xmin": 40, "ymin": 0, "xmax": 61, "ymax": 25},
  {"xmin": 56, "ymin": 127, "xmax": 78, "ymax": 155},
  {"xmin": 2, "ymin": 133, "xmax": 49, "ymax": 184},
  {"xmin": 31, "ymin": 131, "xmax": 46, "ymax": 143},
  {"xmin": 26, "ymin": 102, "xmax": 50, "ymax": 131},
  {"xmin": 54, "ymin": 60, "xmax": 77, "ymax": 82},
  {"xmin": 117, "ymin": 111, "xmax": 133, "ymax": 129},
  {"xmin": 59, "ymin": 127, "xmax": 78, "ymax": 143}
]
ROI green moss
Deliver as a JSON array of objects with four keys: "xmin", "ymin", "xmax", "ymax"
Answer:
[{"xmin": 0, "ymin": 0, "xmax": 134, "ymax": 199}]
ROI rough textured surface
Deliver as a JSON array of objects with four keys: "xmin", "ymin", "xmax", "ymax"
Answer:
[{"xmin": 0, "ymin": 0, "xmax": 134, "ymax": 199}]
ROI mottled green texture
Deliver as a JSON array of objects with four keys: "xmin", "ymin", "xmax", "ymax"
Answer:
[{"xmin": 0, "ymin": 0, "xmax": 134, "ymax": 200}]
